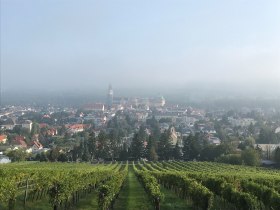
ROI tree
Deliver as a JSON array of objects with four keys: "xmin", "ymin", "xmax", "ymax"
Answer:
[
  {"xmin": 108, "ymin": 129, "xmax": 121, "ymax": 160},
  {"xmin": 183, "ymin": 134, "xmax": 192, "ymax": 160},
  {"xmin": 58, "ymin": 153, "xmax": 68, "ymax": 162},
  {"xmin": 183, "ymin": 133, "xmax": 201, "ymax": 160},
  {"xmin": 40, "ymin": 152, "xmax": 48, "ymax": 162},
  {"xmin": 216, "ymin": 143, "xmax": 233, "ymax": 155},
  {"xmin": 200, "ymin": 145, "xmax": 219, "ymax": 161},
  {"xmin": 216, "ymin": 154, "xmax": 242, "ymax": 165},
  {"xmin": 58, "ymin": 125, "xmax": 67, "ymax": 136},
  {"xmin": 241, "ymin": 148, "xmax": 260, "ymax": 166},
  {"xmin": 274, "ymin": 147, "xmax": 280, "ymax": 164},
  {"xmin": 131, "ymin": 126, "xmax": 147, "ymax": 160},
  {"xmin": 119, "ymin": 143, "xmax": 130, "ymax": 161},
  {"xmin": 189, "ymin": 136, "xmax": 201, "ymax": 160},
  {"xmin": 147, "ymin": 116, "xmax": 161, "ymax": 142},
  {"xmin": 81, "ymin": 139, "xmax": 90, "ymax": 162},
  {"xmin": 31, "ymin": 122, "xmax": 40, "ymax": 137},
  {"xmin": 146, "ymin": 136, "xmax": 158, "ymax": 161},
  {"xmin": 239, "ymin": 137, "xmax": 256, "ymax": 150},
  {"xmin": 158, "ymin": 129, "xmax": 173, "ymax": 160},
  {"xmin": 12, "ymin": 126, "xmax": 31, "ymax": 139},
  {"xmin": 6, "ymin": 149, "xmax": 27, "ymax": 162},
  {"xmin": 258, "ymin": 127, "xmax": 278, "ymax": 144},
  {"xmin": 71, "ymin": 145, "xmax": 80, "ymax": 162},
  {"xmin": 35, "ymin": 152, "xmax": 48, "ymax": 162},
  {"xmin": 88, "ymin": 132, "xmax": 96, "ymax": 160},
  {"xmin": 47, "ymin": 148, "xmax": 60, "ymax": 162},
  {"xmin": 96, "ymin": 130, "xmax": 110, "ymax": 159},
  {"xmin": 173, "ymin": 142, "xmax": 182, "ymax": 160},
  {"xmin": 245, "ymin": 137, "xmax": 256, "ymax": 148},
  {"xmin": 0, "ymin": 128, "xmax": 4, "ymax": 135},
  {"xmin": 200, "ymin": 143, "xmax": 231, "ymax": 161},
  {"xmin": 214, "ymin": 122, "xmax": 227, "ymax": 141},
  {"xmin": 159, "ymin": 118, "xmax": 172, "ymax": 123},
  {"xmin": 35, "ymin": 153, "xmax": 41, "ymax": 161},
  {"xmin": 148, "ymin": 146, "xmax": 158, "ymax": 161}
]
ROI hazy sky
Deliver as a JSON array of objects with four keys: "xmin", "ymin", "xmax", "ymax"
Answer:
[{"xmin": 1, "ymin": 0, "xmax": 280, "ymax": 94}]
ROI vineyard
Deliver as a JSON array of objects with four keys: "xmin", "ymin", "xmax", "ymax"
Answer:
[{"xmin": 0, "ymin": 161, "xmax": 280, "ymax": 210}]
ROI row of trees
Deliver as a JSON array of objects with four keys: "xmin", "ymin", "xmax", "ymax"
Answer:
[
  {"xmin": 129, "ymin": 124, "xmax": 234, "ymax": 162},
  {"xmin": 258, "ymin": 127, "xmax": 280, "ymax": 144},
  {"xmin": 33, "ymin": 124, "xmax": 231, "ymax": 163}
]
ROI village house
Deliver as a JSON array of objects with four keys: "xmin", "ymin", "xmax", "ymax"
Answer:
[
  {"xmin": 32, "ymin": 140, "xmax": 43, "ymax": 151},
  {"xmin": 22, "ymin": 120, "xmax": 33, "ymax": 132},
  {"xmin": 66, "ymin": 124, "xmax": 84, "ymax": 134},
  {"xmin": 0, "ymin": 135, "xmax": 7, "ymax": 144},
  {"xmin": 13, "ymin": 136, "xmax": 28, "ymax": 148},
  {"xmin": 205, "ymin": 134, "xmax": 221, "ymax": 145},
  {"xmin": 0, "ymin": 118, "xmax": 16, "ymax": 130},
  {"xmin": 170, "ymin": 127, "xmax": 179, "ymax": 145}
]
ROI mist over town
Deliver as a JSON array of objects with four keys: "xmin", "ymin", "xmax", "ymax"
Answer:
[{"xmin": 0, "ymin": 1, "xmax": 280, "ymax": 210}]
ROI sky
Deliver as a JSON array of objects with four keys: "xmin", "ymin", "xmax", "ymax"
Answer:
[{"xmin": 1, "ymin": 0, "xmax": 280, "ymax": 97}]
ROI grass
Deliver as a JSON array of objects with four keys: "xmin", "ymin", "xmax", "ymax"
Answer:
[
  {"xmin": 160, "ymin": 186, "xmax": 193, "ymax": 210},
  {"xmin": 0, "ymin": 196, "xmax": 52, "ymax": 210},
  {"xmin": 113, "ymin": 165, "xmax": 153, "ymax": 210},
  {"xmin": 76, "ymin": 191, "xmax": 98, "ymax": 210}
]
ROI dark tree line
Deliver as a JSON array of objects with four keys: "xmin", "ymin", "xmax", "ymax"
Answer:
[{"xmin": 37, "ymin": 115, "xmax": 263, "ymax": 165}]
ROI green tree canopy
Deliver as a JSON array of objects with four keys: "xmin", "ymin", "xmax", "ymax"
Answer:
[
  {"xmin": 6, "ymin": 149, "xmax": 27, "ymax": 162},
  {"xmin": 158, "ymin": 129, "xmax": 173, "ymax": 160},
  {"xmin": 131, "ymin": 126, "xmax": 147, "ymax": 160},
  {"xmin": 241, "ymin": 148, "xmax": 261, "ymax": 166},
  {"xmin": 274, "ymin": 147, "xmax": 280, "ymax": 164}
]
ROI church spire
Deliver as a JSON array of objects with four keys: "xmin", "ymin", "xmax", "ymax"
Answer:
[{"xmin": 107, "ymin": 84, "xmax": 113, "ymax": 109}]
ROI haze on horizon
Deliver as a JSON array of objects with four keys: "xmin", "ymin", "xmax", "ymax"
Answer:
[{"xmin": 1, "ymin": 0, "xmax": 280, "ymax": 97}]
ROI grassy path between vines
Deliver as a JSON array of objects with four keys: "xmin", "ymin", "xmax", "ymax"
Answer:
[
  {"xmin": 76, "ymin": 191, "xmax": 98, "ymax": 210},
  {"xmin": 160, "ymin": 185, "xmax": 193, "ymax": 210},
  {"xmin": 113, "ymin": 165, "xmax": 153, "ymax": 210}
]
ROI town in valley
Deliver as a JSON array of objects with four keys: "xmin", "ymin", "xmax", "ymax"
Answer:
[{"xmin": 1, "ymin": 85, "xmax": 279, "ymax": 166}]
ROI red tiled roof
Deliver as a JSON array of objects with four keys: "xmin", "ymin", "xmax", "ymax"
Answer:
[
  {"xmin": 0, "ymin": 135, "xmax": 7, "ymax": 142},
  {"xmin": 15, "ymin": 136, "xmax": 25, "ymax": 142},
  {"xmin": 83, "ymin": 124, "xmax": 91, "ymax": 129},
  {"xmin": 33, "ymin": 141, "xmax": 43, "ymax": 149},
  {"xmin": 13, "ymin": 136, "xmax": 27, "ymax": 148},
  {"xmin": 16, "ymin": 139, "xmax": 27, "ymax": 148},
  {"xmin": 39, "ymin": 123, "xmax": 48, "ymax": 128},
  {"xmin": 66, "ymin": 124, "xmax": 84, "ymax": 130}
]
